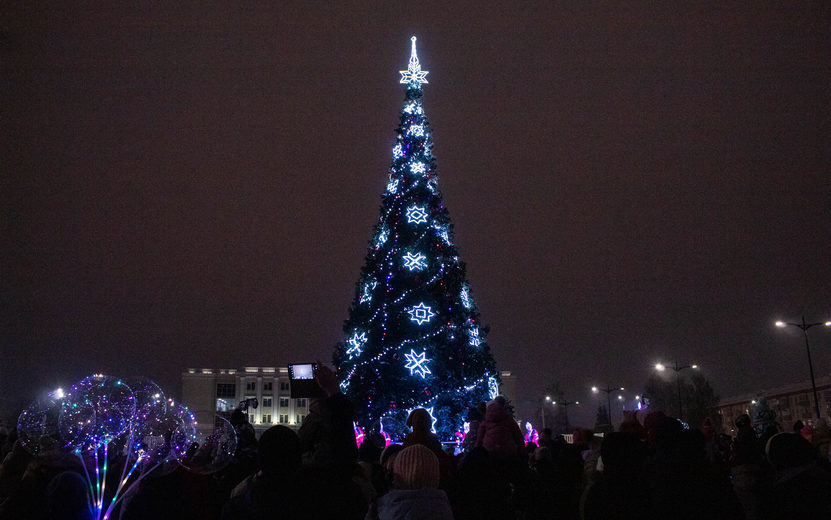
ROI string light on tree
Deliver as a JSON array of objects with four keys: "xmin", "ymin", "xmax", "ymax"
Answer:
[
  {"xmin": 488, "ymin": 376, "xmax": 499, "ymax": 400},
  {"xmin": 460, "ymin": 286, "xmax": 472, "ymax": 309},
  {"xmin": 334, "ymin": 37, "xmax": 497, "ymax": 439},
  {"xmin": 375, "ymin": 226, "xmax": 388, "ymax": 248},
  {"xmin": 399, "ymin": 36, "xmax": 429, "ymax": 87},
  {"xmin": 360, "ymin": 279, "xmax": 377, "ymax": 304},
  {"xmin": 387, "ymin": 178, "xmax": 399, "ymax": 194},
  {"xmin": 408, "ymin": 124, "xmax": 425, "ymax": 137},
  {"xmin": 404, "ymin": 349, "xmax": 432, "ymax": 378},
  {"xmin": 406, "ymin": 205, "xmax": 428, "ymax": 224},
  {"xmin": 402, "ymin": 251, "xmax": 427, "ymax": 271},
  {"xmin": 468, "ymin": 327, "xmax": 481, "ymax": 346},
  {"xmin": 407, "ymin": 303, "xmax": 435, "ymax": 325},
  {"xmin": 346, "ymin": 331, "xmax": 368, "ymax": 358}
]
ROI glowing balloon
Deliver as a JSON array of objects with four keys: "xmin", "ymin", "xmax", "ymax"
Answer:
[
  {"xmin": 59, "ymin": 374, "xmax": 136, "ymax": 451},
  {"xmin": 179, "ymin": 414, "xmax": 237, "ymax": 475}
]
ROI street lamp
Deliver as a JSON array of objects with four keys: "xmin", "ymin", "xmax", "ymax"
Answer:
[
  {"xmin": 654, "ymin": 361, "xmax": 698, "ymax": 420},
  {"xmin": 592, "ymin": 385, "xmax": 624, "ymax": 430},
  {"xmin": 775, "ymin": 317, "xmax": 831, "ymax": 419},
  {"xmin": 551, "ymin": 399, "xmax": 579, "ymax": 417},
  {"xmin": 541, "ymin": 395, "xmax": 551, "ymax": 429}
]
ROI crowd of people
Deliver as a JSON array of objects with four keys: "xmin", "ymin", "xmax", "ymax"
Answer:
[{"xmin": 1, "ymin": 365, "xmax": 830, "ymax": 519}]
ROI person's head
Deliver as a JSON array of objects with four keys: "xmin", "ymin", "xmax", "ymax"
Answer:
[
  {"xmin": 765, "ymin": 432, "xmax": 815, "ymax": 470},
  {"xmin": 525, "ymin": 422, "xmax": 533, "ymax": 432},
  {"xmin": 358, "ymin": 432, "xmax": 385, "ymax": 463},
  {"xmin": 258, "ymin": 426, "xmax": 301, "ymax": 478},
  {"xmin": 230, "ymin": 409, "xmax": 247, "ymax": 427},
  {"xmin": 600, "ymin": 432, "xmax": 647, "ymax": 476},
  {"xmin": 793, "ymin": 420, "xmax": 804, "ymax": 433},
  {"xmin": 406, "ymin": 408, "xmax": 432, "ymax": 432},
  {"xmin": 392, "ymin": 444, "xmax": 440, "ymax": 489}
]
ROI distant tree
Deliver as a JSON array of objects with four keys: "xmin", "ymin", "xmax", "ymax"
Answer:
[
  {"xmin": 643, "ymin": 372, "xmax": 719, "ymax": 429},
  {"xmin": 751, "ymin": 396, "xmax": 777, "ymax": 437},
  {"xmin": 543, "ymin": 381, "xmax": 573, "ymax": 435},
  {"xmin": 551, "ymin": 405, "xmax": 571, "ymax": 436},
  {"xmin": 594, "ymin": 405, "xmax": 612, "ymax": 434},
  {"xmin": 685, "ymin": 373, "xmax": 720, "ymax": 430}
]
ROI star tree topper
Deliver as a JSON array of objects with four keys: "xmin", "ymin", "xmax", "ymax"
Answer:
[{"xmin": 400, "ymin": 36, "xmax": 429, "ymax": 87}]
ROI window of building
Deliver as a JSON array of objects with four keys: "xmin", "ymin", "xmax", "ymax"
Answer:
[
  {"xmin": 263, "ymin": 382, "xmax": 273, "ymax": 391},
  {"xmin": 216, "ymin": 383, "xmax": 236, "ymax": 398},
  {"xmin": 280, "ymin": 382, "xmax": 290, "ymax": 391},
  {"xmin": 216, "ymin": 398, "xmax": 235, "ymax": 412},
  {"xmin": 296, "ymin": 414, "xmax": 304, "ymax": 424},
  {"xmin": 296, "ymin": 398, "xmax": 307, "ymax": 408},
  {"xmin": 262, "ymin": 397, "xmax": 272, "ymax": 408},
  {"xmin": 279, "ymin": 414, "xmax": 288, "ymax": 424},
  {"xmin": 246, "ymin": 381, "xmax": 256, "ymax": 391},
  {"xmin": 248, "ymin": 413, "xmax": 255, "ymax": 424},
  {"xmin": 279, "ymin": 397, "xmax": 290, "ymax": 408},
  {"xmin": 262, "ymin": 414, "xmax": 272, "ymax": 424}
]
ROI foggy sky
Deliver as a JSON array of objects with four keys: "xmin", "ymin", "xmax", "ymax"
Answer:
[{"xmin": 2, "ymin": 2, "xmax": 830, "ymax": 427}]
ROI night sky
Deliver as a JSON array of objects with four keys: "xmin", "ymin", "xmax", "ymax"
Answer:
[{"xmin": 2, "ymin": 3, "xmax": 830, "ymax": 427}]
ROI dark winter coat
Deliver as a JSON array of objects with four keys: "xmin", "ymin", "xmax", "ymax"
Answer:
[{"xmin": 377, "ymin": 488, "xmax": 454, "ymax": 520}]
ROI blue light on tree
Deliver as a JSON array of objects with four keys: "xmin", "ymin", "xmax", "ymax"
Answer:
[
  {"xmin": 468, "ymin": 327, "xmax": 481, "ymax": 347},
  {"xmin": 488, "ymin": 376, "xmax": 499, "ymax": 400},
  {"xmin": 406, "ymin": 205, "xmax": 428, "ymax": 224},
  {"xmin": 334, "ymin": 37, "xmax": 497, "ymax": 440},
  {"xmin": 347, "ymin": 331, "xmax": 368, "ymax": 359},
  {"xmin": 399, "ymin": 36, "xmax": 429, "ymax": 87},
  {"xmin": 460, "ymin": 286, "xmax": 471, "ymax": 309},
  {"xmin": 407, "ymin": 302, "xmax": 435, "ymax": 325},
  {"xmin": 375, "ymin": 226, "xmax": 389, "ymax": 248},
  {"xmin": 402, "ymin": 251, "xmax": 427, "ymax": 271},
  {"xmin": 360, "ymin": 279, "xmax": 377, "ymax": 305},
  {"xmin": 387, "ymin": 178, "xmax": 399, "ymax": 193},
  {"xmin": 408, "ymin": 124, "xmax": 425, "ymax": 137},
  {"xmin": 404, "ymin": 349, "xmax": 432, "ymax": 378}
]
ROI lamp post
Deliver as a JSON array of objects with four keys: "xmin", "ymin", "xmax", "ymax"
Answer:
[
  {"xmin": 552, "ymin": 398, "xmax": 579, "ymax": 428},
  {"xmin": 775, "ymin": 317, "xmax": 831, "ymax": 419},
  {"xmin": 541, "ymin": 395, "xmax": 551, "ymax": 429},
  {"xmin": 592, "ymin": 385, "xmax": 624, "ymax": 430},
  {"xmin": 655, "ymin": 361, "xmax": 698, "ymax": 420}
]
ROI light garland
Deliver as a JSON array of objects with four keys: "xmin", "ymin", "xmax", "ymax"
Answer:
[
  {"xmin": 404, "ymin": 349, "xmax": 431, "ymax": 378},
  {"xmin": 407, "ymin": 302, "xmax": 435, "ymax": 325}
]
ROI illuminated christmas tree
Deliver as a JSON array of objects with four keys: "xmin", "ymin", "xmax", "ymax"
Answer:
[{"xmin": 334, "ymin": 37, "xmax": 498, "ymax": 439}]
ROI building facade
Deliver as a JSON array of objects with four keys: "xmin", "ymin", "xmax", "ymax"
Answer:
[
  {"xmin": 716, "ymin": 374, "xmax": 831, "ymax": 435},
  {"xmin": 182, "ymin": 366, "xmax": 310, "ymax": 436}
]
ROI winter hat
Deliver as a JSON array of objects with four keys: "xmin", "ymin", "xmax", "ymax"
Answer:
[
  {"xmin": 765, "ymin": 432, "xmax": 814, "ymax": 469},
  {"xmin": 393, "ymin": 444, "xmax": 440, "ymax": 489},
  {"xmin": 406, "ymin": 408, "xmax": 432, "ymax": 430}
]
